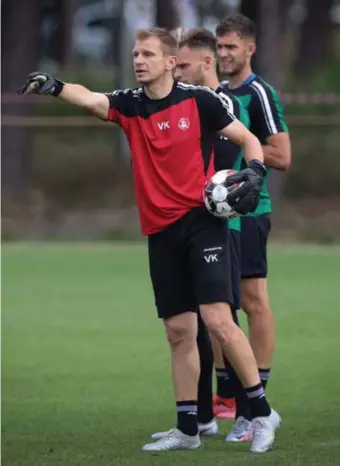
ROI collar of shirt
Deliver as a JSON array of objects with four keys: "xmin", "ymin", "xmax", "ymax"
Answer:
[{"xmin": 221, "ymin": 73, "xmax": 256, "ymax": 90}]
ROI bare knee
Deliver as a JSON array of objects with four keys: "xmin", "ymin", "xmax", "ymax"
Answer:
[
  {"xmin": 200, "ymin": 302, "xmax": 237, "ymax": 342},
  {"xmin": 241, "ymin": 278, "xmax": 271, "ymax": 316},
  {"xmin": 165, "ymin": 313, "xmax": 197, "ymax": 348}
]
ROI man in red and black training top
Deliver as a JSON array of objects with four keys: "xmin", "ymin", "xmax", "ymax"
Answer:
[{"xmin": 18, "ymin": 28, "xmax": 276, "ymax": 454}]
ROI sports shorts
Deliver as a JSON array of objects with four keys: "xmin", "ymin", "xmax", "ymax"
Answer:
[
  {"xmin": 148, "ymin": 206, "xmax": 233, "ymax": 319},
  {"xmin": 240, "ymin": 214, "xmax": 271, "ymax": 279}
]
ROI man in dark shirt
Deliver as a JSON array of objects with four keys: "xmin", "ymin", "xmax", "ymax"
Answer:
[
  {"xmin": 216, "ymin": 14, "xmax": 291, "ymax": 442},
  {"xmin": 18, "ymin": 27, "xmax": 276, "ymax": 453},
  {"xmin": 174, "ymin": 28, "xmax": 248, "ymax": 424}
]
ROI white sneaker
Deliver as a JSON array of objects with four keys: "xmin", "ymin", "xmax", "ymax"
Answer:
[
  {"xmin": 225, "ymin": 417, "xmax": 253, "ymax": 442},
  {"xmin": 198, "ymin": 419, "xmax": 219, "ymax": 436},
  {"xmin": 250, "ymin": 410, "xmax": 281, "ymax": 453},
  {"xmin": 142, "ymin": 428, "xmax": 201, "ymax": 451},
  {"xmin": 151, "ymin": 419, "xmax": 218, "ymax": 440},
  {"xmin": 268, "ymin": 409, "xmax": 281, "ymax": 430}
]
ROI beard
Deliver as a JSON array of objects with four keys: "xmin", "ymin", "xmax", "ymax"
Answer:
[
  {"xmin": 192, "ymin": 67, "xmax": 205, "ymax": 86},
  {"xmin": 179, "ymin": 73, "xmax": 203, "ymax": 86},
  {"xmin": 221, "ymin": 60, "xmax": 246, "ymax": 77}
]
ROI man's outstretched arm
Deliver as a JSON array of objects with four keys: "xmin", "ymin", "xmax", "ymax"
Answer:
[{"xmin": 18, "ymin": 72, "xmax": 110, "ymax": 120}]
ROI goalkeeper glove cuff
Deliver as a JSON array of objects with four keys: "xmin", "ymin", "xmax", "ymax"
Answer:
[
  {"xmin": 248, "ymin": 159, "xmax": 266, "ymax": 178},
  {"xmin": 52, "ymin": 79, "xmax": 65, "ymax": 97}
]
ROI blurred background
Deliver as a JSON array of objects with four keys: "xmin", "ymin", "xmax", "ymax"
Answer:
[{"xmin": 2, "ymin": 0, "xmax": 340, "ymax": 243}]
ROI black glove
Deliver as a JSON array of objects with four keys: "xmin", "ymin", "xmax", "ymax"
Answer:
[
  {"xmin": 17, "ymin": 72, "xmax": 64, "ymax": 97},
  {"xmin": 226, "ymin": 160, "xmax": 266, "ymax": 215}
]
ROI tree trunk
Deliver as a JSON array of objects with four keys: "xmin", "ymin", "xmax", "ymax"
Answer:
[
  {"xmin": 240, "ymin": 0, "xmax": 292, "ymax": 80},
  {"xmin": 59, "ymin": 0, "xmax": 77, "ymax": 70},
  {"xmin": 256, "ymin": 0, "xmax": 292, "ymax": 201},
  {"xmin": 49, "ymin": 0, "xmax": 78, "ymax": 69},
  {"xmin": 116, "ymin": 0, "xmax": 132, "ymax": 165},
  {"xmin": 240, "ymin": 0, "xmax": 258, "ymax": 23},
  {"xmin": 1, "ymin": 0, "xmax": 40, "ymax": 199},
  {"xmin": 257, "ymin": 0, "xmax": 283, "ymax": 89},
  {"xmin": 155, "ymin": 0, "xmax": 179, "ymax": 30},
  {"xmin": 240, "ymin": 0, "xmax": 260, "ymax": 72},
  {"xmin": 279, "ymin": 0, "xmax": 294, "ymax": 38},
  {"xmin": 295, "ymin": 0, "xmax": 334, "ymax": 77}
]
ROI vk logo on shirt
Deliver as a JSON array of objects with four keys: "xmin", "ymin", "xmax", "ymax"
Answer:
[{"xmin": 157, "ymin": 121, "xmax": 170, "ymax": 130}]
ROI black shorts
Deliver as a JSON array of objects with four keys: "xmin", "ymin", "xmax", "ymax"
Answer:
[
  {"xmin": 148, "ymin": 206, "xmax": 233, "ymax": 319},
  {"xmin": 229, "ymin": 228, "xmax": 241, "ymax": 310},
  {"xmin": 240, "ymin": 214, "xmax": 271, "ymax": 279}
]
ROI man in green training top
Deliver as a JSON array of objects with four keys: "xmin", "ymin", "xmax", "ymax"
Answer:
[{"xmin": 215, "ymin": 13, "xmax": 291, "ymax": 441}]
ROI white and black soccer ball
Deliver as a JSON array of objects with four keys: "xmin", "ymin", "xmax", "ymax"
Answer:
[{"xmin": 204, "ymin": 169, "xmax": 243, "ymax": 219}]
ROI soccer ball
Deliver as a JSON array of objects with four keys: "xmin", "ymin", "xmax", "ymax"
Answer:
[{"xmin": 204, "ymin": 169, "xmax": 243, "ymax": 219}]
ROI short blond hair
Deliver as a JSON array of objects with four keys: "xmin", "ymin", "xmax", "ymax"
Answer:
[{"xmin": 136, "ymin": 28, "xmax": 177, "ymax": 55}]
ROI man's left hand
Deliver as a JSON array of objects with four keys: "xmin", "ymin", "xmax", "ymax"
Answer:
[{"xmin": 226, "ymin": 160, "xmax": 266, "ymax": 215}]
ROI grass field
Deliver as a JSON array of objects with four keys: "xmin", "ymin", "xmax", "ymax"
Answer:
[{"xmin": 2, "ymin": 242, "xmax": 340, "ymax": 466}]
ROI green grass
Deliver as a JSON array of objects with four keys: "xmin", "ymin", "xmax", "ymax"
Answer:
[{"xmin": 2, "ymin": 243, "xmax": 340, "ymax": 466}]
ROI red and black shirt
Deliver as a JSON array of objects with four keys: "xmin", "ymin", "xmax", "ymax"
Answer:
[{"xmin": 105, "ymin": 81, "xmax": 235, "ymax": 235}]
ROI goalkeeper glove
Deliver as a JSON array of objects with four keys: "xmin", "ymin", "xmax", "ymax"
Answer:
[
  {"xmin": 17, "ymin": 72, "xmax": 64, "ymax": 97},
  {"xmin": 226, "ymin": 160, "xmax": 266, "ymax": 215}
]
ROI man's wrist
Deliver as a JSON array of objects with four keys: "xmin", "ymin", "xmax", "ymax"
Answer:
[
  {"xmin": 52, "ymin": 79, "xmax": 65, "ymax": 97},
  {"xmin": 248, "ymin": 159, "xmax": 266, "ymax": 178}
]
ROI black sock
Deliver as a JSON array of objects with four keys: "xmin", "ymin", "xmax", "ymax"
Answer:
[
  {"xmin": 216, "ymin": 368, "xmax": 232, "ymax": 398},
  {"xmin": 259, "ymin": 368, "xmax": 271, "ymax": 389},
  {"xmin": 245, "ymin": 383, "xmax": 271, "ymax": 419},
  {"xmin": 227, "ymin": 363, "xmax": 251, "ymax": 420},
  {"xmin": 218, "ymin": 362, "xmax": 238, "ymax": 399},
  {"xmin": 235, "ymin": 389, "xmax": 252, "ymax": 421},
  {"xmin": 197, "ymin": 313, "xmax": 214, "ymax": 424},
  {"xmin": 176, "ymin": 401, "xmax": 198, "ymax": 436}
]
